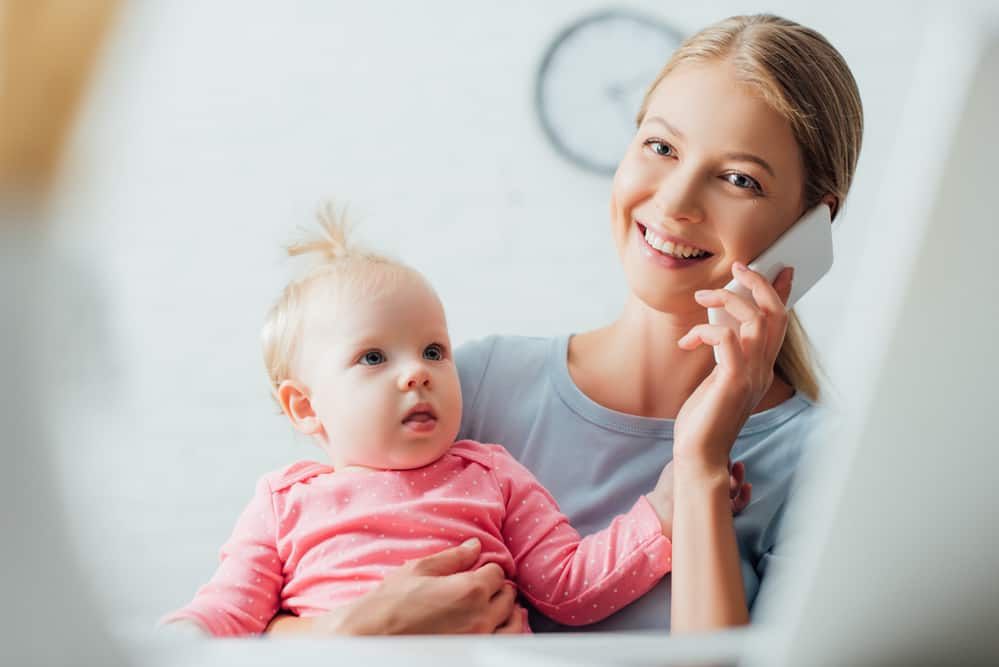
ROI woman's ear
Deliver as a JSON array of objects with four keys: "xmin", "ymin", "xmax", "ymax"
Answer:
[
  {"xmin": 821, "ymin": 193, "xmax": 839, "ymax": 221},
  {"xmin": 277, "ymin": 380, "xmax": 322, "ymax": 435}
]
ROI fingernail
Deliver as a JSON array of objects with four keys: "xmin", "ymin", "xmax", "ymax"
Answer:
[
  {"xmin": 462, "ymin": 538, "xmax": 480, "ymax": 548},
  {"xmin": 788, "ymin": 267, "xmax": 795, "ymax": 283},
  {"xmin": 694, "ymin": 290, "xmax": 711, "ymax": 299},
  {"xmin": 733, "ymin": 262, "xmax": 747, "ymax": 272}
]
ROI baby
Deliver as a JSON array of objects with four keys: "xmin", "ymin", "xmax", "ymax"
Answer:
[{"xmin": 163, "ymin": 208, "xmax": 749, "ymax": 636}]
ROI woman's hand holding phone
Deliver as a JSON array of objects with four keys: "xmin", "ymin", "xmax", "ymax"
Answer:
[{"xmin": 673, "ymin": 263, "xmax": 793, "ymax": 473}]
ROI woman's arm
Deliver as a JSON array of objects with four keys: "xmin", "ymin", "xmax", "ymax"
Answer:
[
  {"xmin": 265, "ymin": 538, "xmax": 518, "ymax": 636},
  {"xmin": 670, "ymin": 462, "xmax": 749, "ymax": 631},
  {"xmin": 670, "ymin": 264, "xmax": 794, "ymax": 632}
]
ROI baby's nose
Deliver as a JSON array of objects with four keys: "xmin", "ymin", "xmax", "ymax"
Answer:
[{"xmin": 399, "ymin": 364, "xmax": 431, "ymax": 390}]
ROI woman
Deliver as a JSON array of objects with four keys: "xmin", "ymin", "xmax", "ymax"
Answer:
[{"xmin": 268, "ymin": 13, "xmax": 863, "ymax": 635}]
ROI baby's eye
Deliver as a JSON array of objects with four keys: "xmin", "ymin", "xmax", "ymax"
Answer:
[
  {"xmin": 423, "ymin": 344, "xmax": 444, "ymax": 361},
  {"xmin": 359, "ymin": 350, "xmax": 385, "ymax": 366}
]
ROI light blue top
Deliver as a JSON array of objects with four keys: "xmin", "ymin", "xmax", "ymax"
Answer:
[{"xmin": 455, "ymin": 334, "xmax": 824, "ymax": 633}]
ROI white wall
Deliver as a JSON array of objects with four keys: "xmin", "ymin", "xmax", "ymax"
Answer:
[{"xmin": 36, "ymin": 0, "xmax": 956, "ymax": 636}]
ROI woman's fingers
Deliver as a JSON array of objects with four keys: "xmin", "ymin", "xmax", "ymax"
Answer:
[
  {"xmin": 694, "ymin": 287, "xmax": 761, "ymax": 322},
  {"xmin": 694, "ymin": 288, "xmax": 766, "ymax": 362},
  {"xmin": 773, "ymin": 267, "xmax": 794, "ymax": 305},
  {"xmin": 408, "ymin": 537, "xmax": 481, "ymax": 576},
  {"xmin": 678, "ymin": 324, "xmax": 746, "ymax": 372},
  {"xmin": 730, "ymin": 262, "xmax": 790, "ymax": 312},
  {"xmin": 729, "ymin": 263, "xmax": 792, "ymax": 362},
  {"xmin": 486, "ymin": 583, "xmax": 517, "ymax": 632},
  {"xmin": 471, "ymin": 562, "xmax": 508, "ymax": 596},
  {"xmin": 494, "ymin": 603, "xmax": 528, "ymax": 634}
]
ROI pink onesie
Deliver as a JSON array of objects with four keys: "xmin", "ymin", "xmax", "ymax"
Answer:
[{"xmin": 163, "ymin": 440, "xmax": 672, "ymax": 636}]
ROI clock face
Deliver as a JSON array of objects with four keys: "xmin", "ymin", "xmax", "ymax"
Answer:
[{"xmin": 536, "ymin": 11, "xmax": 685, "ymax": 176}]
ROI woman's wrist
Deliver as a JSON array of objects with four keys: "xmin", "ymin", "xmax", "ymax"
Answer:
[
  {"xmin": 673, "ymin": 451, "xmax": 729, "ymax": 477},
  {"xmin": 266, "ymin": 605, "xmax": 360, "ymax": 636},
  {"xmin": 265, "ymin": 613, "xmax": 318, "ymax": 636},
  {"xmin": 309, "ymin": 609, "xmax": 347, "ymax": 636},
  {"xmin": 672, "ymin": 455, "xmax": 731, "ymax": 491}
]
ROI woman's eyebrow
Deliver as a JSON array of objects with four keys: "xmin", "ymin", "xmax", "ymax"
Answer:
[
  {"xmin": 644, "ymin": 115, "xmax": 776, "ymax": 177},
  {"xmin": 644, "ymin": 115, "xmax": 685, "ymax": 138},
  {"xmin": 723, "ymin": 151, "xmax": 775, "ymax": 177}
]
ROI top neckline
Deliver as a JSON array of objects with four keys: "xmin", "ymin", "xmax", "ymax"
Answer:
[{"xmin": 547, "ymin": 334, "xmax": 813, "ymax": 439}]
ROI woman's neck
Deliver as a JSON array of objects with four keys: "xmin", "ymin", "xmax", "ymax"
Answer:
[{"xmin": 568, "ymin": 294, "xmax": 793, "ymax": 419}]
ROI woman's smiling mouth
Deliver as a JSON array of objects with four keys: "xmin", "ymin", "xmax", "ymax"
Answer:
[{"xmin": 635, "ymin": 222, "xmax": 714, "ymax": 266}]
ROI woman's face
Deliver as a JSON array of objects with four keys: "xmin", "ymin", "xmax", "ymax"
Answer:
[{"xmin": 611, "ymin": 59, "xmax": 807, "ymax": 315}]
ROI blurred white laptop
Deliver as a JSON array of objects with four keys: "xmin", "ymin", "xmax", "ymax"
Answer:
[{"xmin": 744, "ymin": 8, "xmax": 999, "ymax": 666}]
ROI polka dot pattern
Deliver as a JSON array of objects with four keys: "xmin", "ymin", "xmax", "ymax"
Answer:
[{"xmin": 161, "ymin": 441, "xmax": 671, "ymax": 636}]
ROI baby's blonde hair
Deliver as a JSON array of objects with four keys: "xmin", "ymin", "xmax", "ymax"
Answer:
[
  {"xmin": 261, "ymin": 203, "xmax": 413, "ymax": 400},
  {"xmin": 637, "ymin": 14, "xmax": 864, "ymax": 401}
]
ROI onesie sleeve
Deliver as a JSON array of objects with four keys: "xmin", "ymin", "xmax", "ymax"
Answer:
[
  {"xmin": 160, "ymin": 476, "xmax": 284, "ymax": 637},
  {"xmin": 487, "ymin": 445, "xmax": 672, "ymax": 626}
]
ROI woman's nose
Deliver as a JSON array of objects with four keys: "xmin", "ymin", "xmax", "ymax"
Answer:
[
  {"xmin": 398, "ymin": 363, "xmax": 431, "ymax": 391},
  {"xmin": 652, "ymin": 166, "xmax": 705, "ymax": 224}
]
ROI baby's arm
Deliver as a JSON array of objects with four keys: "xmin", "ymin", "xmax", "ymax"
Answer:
[
  {"xmin": 645, "ymin": 460, "xmax": 752, "ymax": 537},
  {"xmin": 160, "ymin": 476, "xmax": 284, "ymax": 637},
  {"xmin": 487, "ymin": 446, "xmax": 672, "ymax": 626}
]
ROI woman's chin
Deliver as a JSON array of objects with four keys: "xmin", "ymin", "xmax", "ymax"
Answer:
[{"xmin": 624, "ymin": 276, "xmax": 701, "ymax": 316}]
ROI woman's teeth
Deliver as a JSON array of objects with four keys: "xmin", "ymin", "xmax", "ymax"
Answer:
[{"xmin": 643, "ymin": 227, "xmax": 708, "ymax": 259}]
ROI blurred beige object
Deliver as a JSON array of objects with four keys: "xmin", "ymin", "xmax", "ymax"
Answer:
[
  {"xmin": 0, "ymin": 1, "xmax": 127, "ymax": 665},
  {"xmin": 0, "ymin": 0, "xmax": 119, "ymax": 197}
]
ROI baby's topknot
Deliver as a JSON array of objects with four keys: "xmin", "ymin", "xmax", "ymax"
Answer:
[{"xmin": 286, "ymin": 201, "xmax": 354, "ymax": 263}]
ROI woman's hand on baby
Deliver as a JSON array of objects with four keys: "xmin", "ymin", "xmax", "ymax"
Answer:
[
  {"xmin": 279, "ymin": 537, "xmax": 516, "ymax": 636},
  {"xmin": 493, "ymin": 603, "xmax": 530, "ymax": 634},
  {"xmin": 673, "ymin": 264, "xmax": 793, "ymax": 474},
  {"xmin": 646, "ymin": 460, "xmax": 752, "ymax": 537}
]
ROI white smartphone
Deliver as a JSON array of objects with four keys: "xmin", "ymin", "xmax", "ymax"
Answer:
[{"xmin": 706, "ymin": 203, "xmax": 834, "ymax": 362}]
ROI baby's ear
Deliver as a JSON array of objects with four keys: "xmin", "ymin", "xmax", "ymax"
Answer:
[{"xmin": 277, "ymin": 380, "xmax": 322, "ymax": 435}]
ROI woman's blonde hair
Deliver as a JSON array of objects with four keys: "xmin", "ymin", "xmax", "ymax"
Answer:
[
  {"xmin": 637, "ymin": 14, "xmax": 864, "ymax": 401},
  {"xmin": 260, "ymin": 203, "xmax": 410, "ymax": 400}
]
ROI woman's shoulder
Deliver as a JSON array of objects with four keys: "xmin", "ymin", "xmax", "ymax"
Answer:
[
  {"xmin": 454, "ymin": 334, "xmax": 558, "ymax": 395},
  {"xmin": 454, "ymin": 334, "xmax": 554, "ymax": 367},
  {"xmin": 743, "ymin": 391, "xmax": 828, "ymax": 436},
  {"xmin": 736, "ymin": 393, "xmax": 834, "ymax": 478}
]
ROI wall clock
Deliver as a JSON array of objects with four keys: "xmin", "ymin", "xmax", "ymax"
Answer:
[{"xmin": 535, "ymin": 10, "xmax": 685, "ymax": 176}]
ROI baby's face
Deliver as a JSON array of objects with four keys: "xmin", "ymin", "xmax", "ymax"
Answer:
[{"xmin": 296, "ymin": 274, "xmax": 462, "ymax": 470}]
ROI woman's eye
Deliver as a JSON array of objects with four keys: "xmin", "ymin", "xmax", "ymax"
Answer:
[
  {"xmin": 423, "ymin": 344, "xmax": 444, "ymax": 361},
  {"xmin": 359, "ymin": 350, "xmax": 385, "ymax": 366},
  {"xmin": 726, "ymin": 172, "xmax": 762, "ymax": 193},
  {"xmin": 645, "ymin": 140, "xmax": 675, "ymax": 157}
]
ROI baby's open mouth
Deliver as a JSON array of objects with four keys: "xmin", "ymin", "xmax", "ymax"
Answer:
[{"xmin": 402, "ymin": 404, "xmax": 437, "ymax": 425}]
